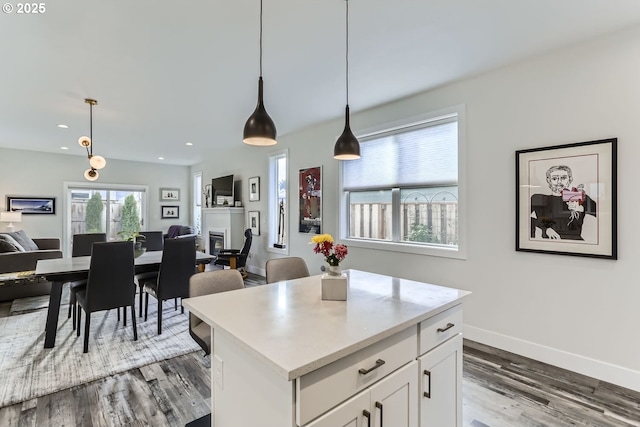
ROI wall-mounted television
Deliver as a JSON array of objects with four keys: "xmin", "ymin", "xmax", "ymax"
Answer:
[{"xmin": 212, "ymin": 174, "xmax": 234, "ymax": 206}]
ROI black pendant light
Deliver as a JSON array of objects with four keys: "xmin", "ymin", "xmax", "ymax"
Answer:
[
  {"xmin": 243, "ymin": 0, "xmax": 277, "ymax": 146},
  {"xmin": 334, "ymin": 0, "xmax": 361, "ymax": 160}
]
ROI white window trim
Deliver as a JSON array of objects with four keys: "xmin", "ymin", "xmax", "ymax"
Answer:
[
  {"xmin": 267, "ymin": 148, "xmax": 289, "ymax": 255},
  {"xmin": 62, "ymin": 181, "xmax": 150, "ymax": 257},
  {"xmin": 338, "ymin": 104, "xmax": 467, "ymax": 260}
]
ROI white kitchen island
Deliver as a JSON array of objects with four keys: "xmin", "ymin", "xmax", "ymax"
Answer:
[{"xmin": 182, "ymin": 269, "xmax": 470, "ymax": 427}]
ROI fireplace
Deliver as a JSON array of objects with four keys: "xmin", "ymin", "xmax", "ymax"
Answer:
[{"xmin": 209, "ymin": 230, "xmax": 226, "ymax": 256}]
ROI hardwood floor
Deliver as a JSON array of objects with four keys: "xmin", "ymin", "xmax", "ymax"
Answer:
[{"xmin": 1, "ymin": 287, "xmax": 638, "ymax": 426}]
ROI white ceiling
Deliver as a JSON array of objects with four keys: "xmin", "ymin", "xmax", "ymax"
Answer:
[{"xmin": 2, "ymin": 0, "xmax": 640, "ymax": 166}]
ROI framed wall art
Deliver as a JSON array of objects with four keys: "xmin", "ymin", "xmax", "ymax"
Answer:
[
  {"xmin": 249, "ymin": 211, "xmax": 260, "ymax": 235},
  {"xmin": 160, "ymin": 188, "xmax": 180, "ymax": 201},
  {"xmin": 6, "ymin": 196, "xmax": 56, "ymax": 214},
  {"xmin": 248, "ymin": 176, "xmax": 260, "ymax": 202},
  {"xmin": 161, "ymin": 205, "xmax": 180, "ymax": 219},
  {"xmin": 299, "ymin": 166, "xmax": 322, "ymax": 234},
  {"xmin": 515, "ymin": 138, "xmax": 617, "ymax": 259}
]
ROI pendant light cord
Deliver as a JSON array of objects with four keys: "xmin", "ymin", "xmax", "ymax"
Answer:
[
  {"xmin": 345, "ymin": 0, "xmax": 350, "ymax": 105},
  {"xmin": 259, "ymin": 0, "xmax": 263, "ymax": 77},
  {"xmin": 89, "ymin": 102, "xmax": 93, "ymax": 157}
]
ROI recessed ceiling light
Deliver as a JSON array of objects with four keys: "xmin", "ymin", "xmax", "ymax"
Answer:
[
  {"xmin": 186, "ymin": 142, "xmax": 193, "ymax": 146},
  {"xmin": 158, "ymin": 156, "xmax": 165, "ymax": 160},
  {"xmin": 57, "ymin": 124, "xmax": 69, "ymax": 129},
  {"xmin": 60, "ymin": 146, "xmax": 69, "ymax": 150}
]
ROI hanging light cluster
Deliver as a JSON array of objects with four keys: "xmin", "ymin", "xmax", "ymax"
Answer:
[
  {"xmin": 243, "ymin": 0, "xmax": 277, "ymax": 146},
  {"xmin": 333, "ymin": 0, "xmax": 361, "ymax": 160},
  {"xmin": 78, "ymin": 98, "xmax": 106, "ymax": 181}
]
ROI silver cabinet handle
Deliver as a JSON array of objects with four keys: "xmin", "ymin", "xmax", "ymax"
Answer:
[
  {"xmin": 358, "ymin": 359, "xmax": 385, "ymax": 375},
  {"xmin": 437, "ymin": 322, "xmax": 455, "ymax": 333},
  {"xmin": 423, "ymin": 369, "xmax": 432, "ymax": 398}
]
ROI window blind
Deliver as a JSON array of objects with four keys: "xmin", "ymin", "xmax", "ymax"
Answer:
[{"xmin": 343, "ymin": 119, "xmax": 458, "ymax": 190}]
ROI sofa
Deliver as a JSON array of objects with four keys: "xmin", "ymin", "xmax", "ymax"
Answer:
[{"xmin": 0, "ymin": 230, "xmax": 63, "ymax": 301}]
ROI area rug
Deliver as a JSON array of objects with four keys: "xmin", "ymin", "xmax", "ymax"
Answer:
[{"xmin": 0, "ymin": 297, "xmax": 200, "ymax": 408}]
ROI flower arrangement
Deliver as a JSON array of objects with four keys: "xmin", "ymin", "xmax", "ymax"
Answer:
[{"xmin": 310, "ymin": 234, "xmax": 348, "ymax": 266}]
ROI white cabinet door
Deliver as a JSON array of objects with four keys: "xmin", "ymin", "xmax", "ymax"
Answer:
[
  {"xmin": 306, "ymin": 362, "xmax": 418, "ymax": 427},
  {"xmin": 370, "ymin": 361, "xmax": 418, "ymax": 427},
  {"xmin": 419, "ymin": 333, "xmax": 463, "ymax": 427},
  {"xmin": 305, "ymin": 391, "xmax": 370, "ymax": 427}
]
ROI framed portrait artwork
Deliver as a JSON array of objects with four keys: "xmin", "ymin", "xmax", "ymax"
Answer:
[
  {"xmin": 161, "ymin": 206, "xmax": 180, "ymax": 219},
  {"xmin": 248, "ymin": 176, "xmax": 260, "ymax": 202},
  {"xmin": 249, "ymin": 211, "xmax": 260, "ymax": 236},
  {"xmin": 6, "ymin": 196, "xmax": 56, "ymax": 214},
  {"xmin": 298, "ymin": 166, "xmax": 322, "ymax": 234},
  {"xmin": 160, "ymin": 188, "xmax": 180, "ymax": 201},
  {"xmin": 515, "ymin": 138, "xmax": 617, "ymax": 259}
]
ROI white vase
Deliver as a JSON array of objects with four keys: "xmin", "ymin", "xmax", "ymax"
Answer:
[{"xmin": 322, "ymin": 266, "xmax": 348, "ymax": 301}]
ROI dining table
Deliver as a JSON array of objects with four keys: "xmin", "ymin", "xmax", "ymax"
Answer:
[{"xmin": 35, "ymin": 250, "xmax": 215, "ymax": 348}]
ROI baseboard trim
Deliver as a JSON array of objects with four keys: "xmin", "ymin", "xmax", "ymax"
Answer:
[{"xmin": 464, "ymin": 324, "xmax": 640, "ymax": 393}]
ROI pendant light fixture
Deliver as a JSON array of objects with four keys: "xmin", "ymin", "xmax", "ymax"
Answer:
[
  {"xmin": 334, "ymin": 0, "xmax": 361, "ymax": 160},
  {"xmin": 78, "ymin": 98, "xmax": 106, "ymax": 181},
  {"xmin": 243, "ymin": 0, "xmax": 277, "ymax": 146}
]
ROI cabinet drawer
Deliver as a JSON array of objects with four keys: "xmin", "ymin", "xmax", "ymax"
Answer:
[
  {"xmin": 296, "ymin": 326, "xmax": 417, "ymax": 426},
  {"xmin": 419, "ymin": 304, "xmax": 463, "ymax": 355}
]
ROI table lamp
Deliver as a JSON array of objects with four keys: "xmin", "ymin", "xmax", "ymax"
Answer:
[{"xmin": 0, "ymin": 211, "xmax": 22, "ymax": 232}]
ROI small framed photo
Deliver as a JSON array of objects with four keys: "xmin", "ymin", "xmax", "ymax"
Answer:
[
  {"xmin": 249, "ymin": 211, "xmax": 260, "ymax": 235},
  {"xmin": 160, "ymin": 188, "xmax": 180, "ymax": 201},
  {"xmin": 6, "ymin": 196, "xmax": 56, "ymax": 215},
  {"xmin": 161, "ymin": 206, "xmax": 180, "ymax": 219},
  {"xmin": 516, "ymin": 138, "xmax": 617, "ymax": 259},
  {"xmin": 249, "ymin": 176, "xmax": 260, "ymax": 202}
]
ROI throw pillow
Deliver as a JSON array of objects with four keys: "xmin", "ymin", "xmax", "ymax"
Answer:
[
  {"xmin": 8, "ymin": 230, "xmax": 39, "ymax": 251},
  {"xmin": 0, "ymin": 233, "xmax": 25, "ymax": 252},
  {"xmin": 0, "ymin": 239, "xmax": 20, "ymax": 253}
]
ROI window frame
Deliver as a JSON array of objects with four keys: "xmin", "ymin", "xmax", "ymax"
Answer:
[
  {"xmin": 267, "ymin": 148, "xmax": 289, "ymax": 254},
  {"xmin": 339, "ymin": 105, "xmax": 467, "ymax": 259},
  {"xmin": 63, "ymin": 181, "xmax": 149, "ymax": 257}
]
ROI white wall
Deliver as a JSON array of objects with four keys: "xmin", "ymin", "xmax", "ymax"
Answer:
[
  {"xmin": 2, "ymin": 23, "xmax": 637, "ymax": 391},
  {"xmin": 193, "ymin": 25, "xmax": 640, "ymax": 391},
  {"xmin": 0, "ymin": 148, "xmax": 191, "ymax": 241}
]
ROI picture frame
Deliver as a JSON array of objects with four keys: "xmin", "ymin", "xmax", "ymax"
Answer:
[
  {"xmin": 161, "ymin": 205, "xmax": 180, "ymax": 219},
  {"xmin": 248, "ymin": 176, "xmax": 260, "ymax": 202},
  {"xmin": 515, "ymin": 138, "xmax": 617, "ymax": 259},
  {"xmin": 298, "ymin": 166, "xmax": 322, "ymax": 234},
  {"xmin": 160, "ymin": 188, "xmax": 180, "ymax": 201},
  {"xmin": 6, "ymin": 196, "xmax": 56, "ymax": 214},
  {"xmin": 249, "ymin": 211, "xmax": 260, "ymax": 235}
]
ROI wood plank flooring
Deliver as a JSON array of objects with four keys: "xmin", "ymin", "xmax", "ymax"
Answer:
[{"xmin": 1, "ymin": 284, "xmax": 638, "ymax": 426}]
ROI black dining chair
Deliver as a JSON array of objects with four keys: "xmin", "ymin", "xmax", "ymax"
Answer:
[
  {"xmin": 68, "ymin": 233, "xmax": 107, "ymax": 329},
  {"xmin": 141, "ymin": 231, "xmax": 164, "ymax": 251},
  {"xmin": 75, "ymin": 241, "xmax": 137, "ymax": 353},
  {"xmin": 139, "ymin": 237, "xmax": 196, "ymax": 335},
  {"xmin": 134, "ymin": 231, "xmax": 165, "ymax": 316}
]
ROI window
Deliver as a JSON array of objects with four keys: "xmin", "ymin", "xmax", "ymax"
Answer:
[
  {"xmin": 193, "ymin": 171, "xmax": 203, "ymax": 236},
  {"xmin": 63, "ymin": 182, "xmax": 149, "ymax": 256},
  {"xmin": 340, "ymin": 106, "xmax": 466, "ymax": 258},
  {"xmin": 268, "ymin": 149, "xmax": 288, "ymax": 253}
]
